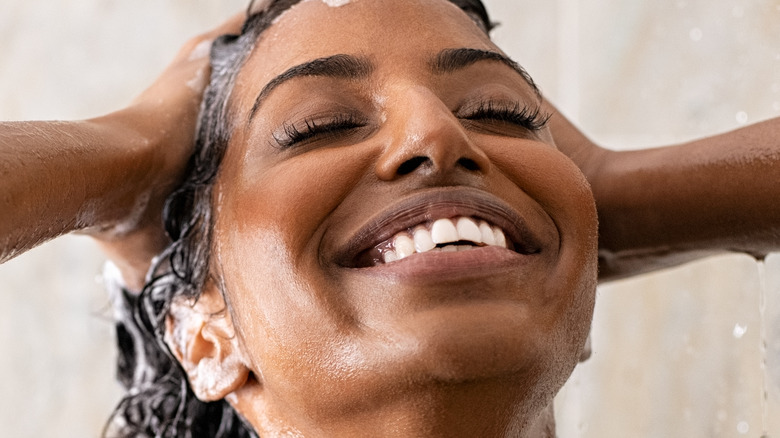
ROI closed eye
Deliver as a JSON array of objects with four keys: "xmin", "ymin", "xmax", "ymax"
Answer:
[
  {"xmin": 460, "ymin": 101, "xmax": 550, "ymax": 132},
  {"xmin": 273, "ymin": 113, "xmax": 368, "ymax": 149}
]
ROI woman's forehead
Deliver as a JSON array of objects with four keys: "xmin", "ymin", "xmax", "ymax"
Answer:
[
  {"xmin": 232, "ymin": 0, "xmax": 496, "ymax": 111},
  {"xmin": 264, "ymin": 0, "xmax": 492, "ymax": 59}
]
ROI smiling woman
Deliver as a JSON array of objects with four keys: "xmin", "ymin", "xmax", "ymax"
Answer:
[
  {"xmin": 2, "ymin": 0, "xmax": 780, "ymax": 437},
  {"xmin": 114, "ymin": 1, "xmax": 596, "ymax": 435}
]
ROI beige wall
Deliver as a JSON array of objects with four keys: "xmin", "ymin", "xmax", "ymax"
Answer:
[{"xmin": 1, "ymin": 0, "xmax": 778, "ymax": 436}]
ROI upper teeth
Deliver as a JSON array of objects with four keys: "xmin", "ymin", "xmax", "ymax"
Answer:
[{"xmin": 377, "ymin": 216, "xmax": 509, "ymax": 264}]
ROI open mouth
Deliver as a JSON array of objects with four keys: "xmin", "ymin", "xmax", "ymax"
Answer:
[
  {"xmin": 338, "ymin": 188, "xmax": 546, "ymax": 269},
  {"xmin": 363, "ymin": 215, "xmax": 511, "ymax": 265}
]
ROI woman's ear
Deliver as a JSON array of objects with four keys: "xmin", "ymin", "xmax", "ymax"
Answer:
[{"xmin": 164, "ymin": 281, "xmax": 250, "ymax": 401}]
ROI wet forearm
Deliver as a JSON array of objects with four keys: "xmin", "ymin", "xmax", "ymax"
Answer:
[
  {"xmin": 0, "ymin": 112, "xmax": 156, "ymax": 262},
  {"xmin": 546, "ymin": 101, "xmax": 780, "ymax": 280},
  {"xmin": 593, "ymin": 117, "xmax": 780, "ymax": 279}
]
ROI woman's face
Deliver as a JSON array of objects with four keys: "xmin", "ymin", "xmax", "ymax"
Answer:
[{"xmin": 212, "ymin": 0, "xmax": 597, "ymax": 430}]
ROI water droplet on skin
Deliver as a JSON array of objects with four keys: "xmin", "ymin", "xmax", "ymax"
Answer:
[
  {"xmin": 736, "ymin": 111, "xmax": 748, "ymax": 124},
  {"xmin": 733, "ymin": 323, "xmax": 748, "ymax": 339},
  {"xmin": 737, "ymin": 421, "xmax": 749, "ymax": 434},
  {"xmin": 689, "ymin": 27, "xmax": 703, "ymax": 41}
]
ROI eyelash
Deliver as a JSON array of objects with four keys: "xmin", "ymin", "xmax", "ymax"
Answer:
[
  {"xmin": 273, "ymin": 114, "xmax": 366, "ymax": 149},
  {"xmin": 273, "ymin": 100, "xmax": 550, "ymax": 148},
  {"xmin": 461, "ymin": 101, "xmax": 551, "ymax": 132}
]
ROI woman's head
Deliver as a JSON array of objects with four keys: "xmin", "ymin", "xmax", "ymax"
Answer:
[{"xmin": 113, "ymin": 1, "xmax": 598, "ymax": 436}]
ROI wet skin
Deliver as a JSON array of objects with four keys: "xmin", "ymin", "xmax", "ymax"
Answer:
[{"xmin": 208, "ymin": 0, "xmax": 598, "ymax": 435}]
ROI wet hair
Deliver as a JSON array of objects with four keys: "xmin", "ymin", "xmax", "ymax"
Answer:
[{"xmin": 107, "ymin": 1, "xmax": 494, "ymax": 437}]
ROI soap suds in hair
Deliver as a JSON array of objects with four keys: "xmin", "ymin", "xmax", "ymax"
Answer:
[
  {"xmin": 272, "ymin": 0, "xmax": 355, "ymax": 25},
  {"xmin": 322, "ymin": 0, "xmax": 353, "ymax": 7}
]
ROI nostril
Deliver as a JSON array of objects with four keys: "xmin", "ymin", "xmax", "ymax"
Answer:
[
  {"xmin": 397, "ymin": 156, "xmax": 429, "ymax": 175},
  {"xmin": 457, "ymin": 158, "xmax": 480, "ymax": 171}
]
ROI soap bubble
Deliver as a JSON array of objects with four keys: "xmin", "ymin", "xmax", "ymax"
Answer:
[{"xmin": 736, "ymin": 111, "xmax": 748, "ymax": 125}]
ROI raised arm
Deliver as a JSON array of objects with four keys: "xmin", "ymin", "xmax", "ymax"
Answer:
[
  {"xmin": 546, "ymin": 101, "xmax": 780, "ymax": 280},
  {"xmin": 0, "ymin": 14, "xmax": 244, "ymax": 290},
  {"xmin": 0, "ymin": 114, "xmax": 170, "ymax": 273}
]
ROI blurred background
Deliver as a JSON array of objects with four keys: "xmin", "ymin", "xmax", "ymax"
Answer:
[{"xmin": 1, "ymin": 0, "xmax": 778, "ymax": 436}]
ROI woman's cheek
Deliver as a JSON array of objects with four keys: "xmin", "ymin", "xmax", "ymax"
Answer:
[{"xmin": 487, "ymin": 138, "xmax": 598, "ymax": 306}]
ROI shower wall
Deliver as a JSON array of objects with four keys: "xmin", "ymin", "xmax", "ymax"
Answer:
[{"xmin": 1, "ymin": 0, "xmax": 778, "ymax": 436}]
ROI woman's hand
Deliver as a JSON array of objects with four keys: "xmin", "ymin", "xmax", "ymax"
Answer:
[
  {"xmin": 0, "ymin": 13, "xmax": 245, "ymax": 292},
  {"xmin": 91, "ymin": 13, "xmax": 246, "ymax": 290}
]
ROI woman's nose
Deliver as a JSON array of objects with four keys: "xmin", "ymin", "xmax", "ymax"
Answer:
[{"xmin": 374, "ymin": 87, "xmax": 491, "ymax": 181}]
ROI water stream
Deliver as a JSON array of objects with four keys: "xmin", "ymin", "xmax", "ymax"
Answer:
[{"xmin": 757, "ymin": 260, "xmax": 770, "ymax": 438}]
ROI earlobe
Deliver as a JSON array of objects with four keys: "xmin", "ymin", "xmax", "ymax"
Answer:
[{"xmin": 164, "ymin": 282, "xmax": 250, "ymax": 401}]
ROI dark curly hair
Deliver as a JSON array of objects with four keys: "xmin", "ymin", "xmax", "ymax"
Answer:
[{"xmin": 106, "ymin": 1, "xmax": 495, "ymax": 436}]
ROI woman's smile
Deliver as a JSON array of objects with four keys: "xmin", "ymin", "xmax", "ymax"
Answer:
[{"xmin": 334, "ymin": 186, "xmax": 552, "ymax": 278}]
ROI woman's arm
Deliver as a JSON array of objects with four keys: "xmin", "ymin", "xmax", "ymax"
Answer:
[
  {"xmin": 0, "ymin": 114, "xmax": 170, "ymax": 271},
  {"xmin": 0, "ymin": 14, "xmax": 244, "ymax": 290},
  {"xmin": 546, "ymin": 101, "xmax": 780, "ymax": 280}
]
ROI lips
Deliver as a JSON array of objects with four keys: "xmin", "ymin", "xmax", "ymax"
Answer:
[{"xmin": 334, "ymin": 187, "xmax": 545, "ymax": 269}]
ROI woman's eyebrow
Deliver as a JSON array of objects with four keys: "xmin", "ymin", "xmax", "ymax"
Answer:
[
  {"xmin": 430, "ymin": 48, "xmax": 541, "ymax": 98},
  {"xmin": 249, "ymin": 54, "xmax": 374, "ymax": 121}
]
